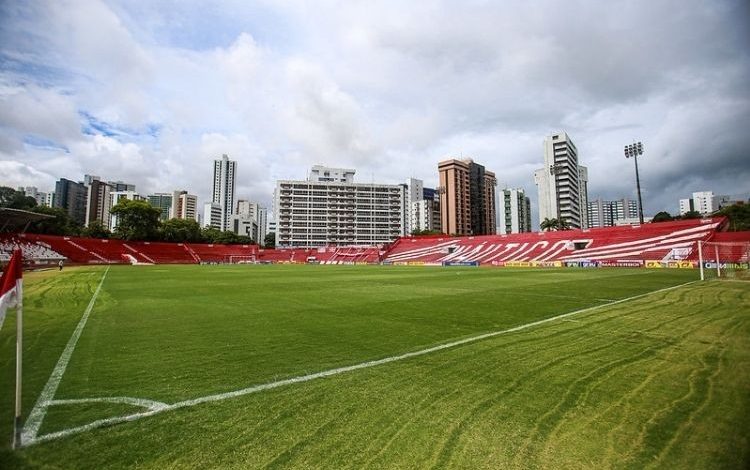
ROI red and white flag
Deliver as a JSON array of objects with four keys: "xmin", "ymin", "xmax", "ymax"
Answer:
[{"xmin": 0, "ymin": 248, "xmax": 23, "ymax": 331}]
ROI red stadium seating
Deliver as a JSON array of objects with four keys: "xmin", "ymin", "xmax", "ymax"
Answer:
[
  {"xmin": 383, "ymin": 218, "xmax": 729, "ymax": 265},
  {"xmin": 5, "ymin": 218, "xmax": 745, "ymax": 267}
]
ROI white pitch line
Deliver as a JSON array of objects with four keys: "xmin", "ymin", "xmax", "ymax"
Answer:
[
  {"xmin": 25, "ymin": 279, "xmax": 695, "ymax": 447},
  {"xmin": 49, "ymin": 396, "xmax": 168, "ymax": 411},
  {"xmin": 22, "ymin": 266, "xmax": 110, "ymax": 445}
]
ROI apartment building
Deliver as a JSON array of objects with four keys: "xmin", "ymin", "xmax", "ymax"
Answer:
[
  {"xmin": 438, "ymin": 158, "xmax": 497, "ymax": 236},
  {"xmin": 275, "ymin": 167, "xmax": 407, "ymax": 247}
]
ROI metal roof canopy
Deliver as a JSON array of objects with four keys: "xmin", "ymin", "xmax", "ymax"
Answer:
[{"xmin": 0, "ymin": 208, "xmax": 55, "ymax": 233}]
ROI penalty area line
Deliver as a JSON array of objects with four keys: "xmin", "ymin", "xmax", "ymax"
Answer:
[
  {"xmin": 22, "ymin": 266, "xmax": 110, "ymax": 446},
  {"xmin": 25, "ymin": 279, "xmax": 695, "ymax": 447}
]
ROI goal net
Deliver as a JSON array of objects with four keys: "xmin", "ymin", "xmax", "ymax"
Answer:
[
  {"xmin": 227, "ymin": 255, "xmax": 256, "ymax": 264},
  {"xmin": 698, "ymin": 240, "xmax": 750, "ymax": 281}
]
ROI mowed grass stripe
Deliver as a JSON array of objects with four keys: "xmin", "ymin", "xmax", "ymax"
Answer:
[
  {"xmin": 3, "ymin": 266, "xmax": 748, "ymax": 469},
  {"xmin": 31, "ymin": 279, "xmax": 694, "ymax": 445},
  {"xmin": 15, "ymin": 278, "xmax": 743, "ymax": 470},
  {"xmin": 50, "ymin": 266, "xmax": 695, "ymax": 407}
]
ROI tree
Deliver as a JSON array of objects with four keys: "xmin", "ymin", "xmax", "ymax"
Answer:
[
  {"xmin": 263, "ymin": 232, "xmax": 276, "ymax": 248},
  {"xmin": 110, "ymin": 199, "xmax": 161, "ymax": 240},
  {"xmin": 27, "ymin": 206, "xmax": 79, "ymax": 235},
  {"xmin": 201, "ymin": 227, "xmax": 223, "ymax": 243},
  {"xmin": 214, "ymin": 230, "xmax": 253, "ymax": 244},
  {"xmin": 82, "ymin": 220, "xmax": 111, "ymax": 239},
  {"xmin": 0, "ymin": 186, "xmax": 37, "ymax": 210},
  {"xmin": 651, "ymin": 211, "xmax": 674, "ymax": 223},
  {"xmin": 540, "ymin": 218, "xmax": 561, "ymax": 231},
  {"xmin": 161, "ymin": 218, "xmax": 203, "ymax": 242},
  {"xmin": 558, "ymin": 218, "xmax": 572, "ymax": 230},
  {"xmin": 680, "ymin": 210, "xmax": 702, "ymax": 220},
  {"xmin": 717, "ymin": 203, "xmax": 750, "ymax": 231}
]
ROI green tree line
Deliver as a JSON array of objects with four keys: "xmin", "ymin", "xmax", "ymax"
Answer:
[{"xmin": 0, "ymin": 186, "xmax": 274, "ymax": 246}]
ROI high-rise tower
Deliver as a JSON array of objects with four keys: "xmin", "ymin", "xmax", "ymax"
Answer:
[
  {"xmin": 212, "ymin": 154, "xmax": 237, "ymax": 231},
  {"xmin": 534, "ymin": 132, "xmax": 589, "ymax": 229},
  {"xmin": 438, "ymin": 158, "xmax": 496, "ymax": 236}
]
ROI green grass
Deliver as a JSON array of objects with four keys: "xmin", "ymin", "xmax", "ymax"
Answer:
[{"xmin": 0, "ymin": 264, "xmax": 748, "ymax": 468}]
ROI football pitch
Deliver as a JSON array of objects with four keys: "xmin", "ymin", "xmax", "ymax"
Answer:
[{"xmin": 1, "ymin": 264, "xmax": 748, "ymax": 469}]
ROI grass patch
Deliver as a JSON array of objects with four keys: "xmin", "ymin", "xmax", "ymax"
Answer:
[{"xmin": 0, "ymin": 265, "xmax": 747, "ymax": 468}]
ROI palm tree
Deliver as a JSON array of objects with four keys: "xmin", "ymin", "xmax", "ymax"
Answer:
[
  {"xmin": 540, "ymin": 217, "xmax": 558, "ymax": 232},
  {"xmin": 558, "ymin": 218, "xmax": 571, "ymax": 230}
]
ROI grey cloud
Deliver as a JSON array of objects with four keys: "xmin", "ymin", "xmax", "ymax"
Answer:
[{"xmin": 1, "ymin": 0, "xmax": 748, "ymax": 222}]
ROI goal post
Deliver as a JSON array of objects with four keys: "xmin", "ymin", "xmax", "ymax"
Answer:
[
  {"xmin": 698, "ymin": 240, "xmax": 750, "ymax": 281},
  {"xmin": 227, "ymin": 255, "xmax": 256, "ymax": 264}
]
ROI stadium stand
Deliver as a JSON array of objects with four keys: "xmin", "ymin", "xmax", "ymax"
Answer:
[
  {"xmin": 185, "ymin": 243, "xmax": 258, "ymax": 263},
  {"xmin": 383, "ymin": 218, "xmax": 729, "ymax": 265},
  {"xmin": 0, "ymin": 235, "xmax": 65, "ymax": 265},
  {"xmin": 126, "ymin": 242, "xmax": 195, "ymax": 264},
  {"xmin": 4, "ymin": 217, "xmax": 748, "ymax": 267}
]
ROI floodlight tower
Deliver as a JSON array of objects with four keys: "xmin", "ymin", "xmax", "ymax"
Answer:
[{"xmin": 624, "ymin": 142, "xmax": 644, "ymax": 224}]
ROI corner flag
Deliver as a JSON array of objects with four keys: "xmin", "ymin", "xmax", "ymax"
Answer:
[
  {"xmin": 0, "ymin": 248, "xmax": 24, "ymax": 448},
  {"xmin": 0, "ymin": 248, "xmax": 23, "ymax": 331}
]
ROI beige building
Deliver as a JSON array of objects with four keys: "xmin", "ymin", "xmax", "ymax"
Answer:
[
  {"xmin": 172, "ymin": 190, "xmax": 198, "ymax": 221},
  {"xmin": 438, "ymin": 158, "xmax": 497, "ymax": 236}
]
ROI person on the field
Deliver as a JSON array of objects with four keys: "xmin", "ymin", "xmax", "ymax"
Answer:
[{"xmin": 58, "ymin": 260, "xmax": 64, "ymax": 271}]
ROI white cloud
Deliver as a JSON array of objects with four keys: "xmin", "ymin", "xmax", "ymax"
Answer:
[
  {"xmin": 0, "ymin": 85, "xmax": 81, "ymax": 148},
  {"xmin": 0, "ymin": 0, "xmax": 748, "ymax": 222}
]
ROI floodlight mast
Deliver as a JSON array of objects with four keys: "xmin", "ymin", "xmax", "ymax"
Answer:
[{"xmin": 624, "ymin": 142, "xmax": 645, "ymax": 224}]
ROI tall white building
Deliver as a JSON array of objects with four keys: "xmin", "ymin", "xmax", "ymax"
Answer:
[
  {"xmin": 212, "ymin": 154, "xmax": 237, "ymax": 231},
  {"xmin": 203, "ymin": 202, "xmax": 222, "ymax": 229},
  {"xmin": 275, "ymin": 168, "xmax": 407, "ymax": 248},
  {"xmin": 411, "ymin": 199, "xmax": 440, "ymax": 233},
  {"xmin": 679, "ymin": 191, "xmax": 715, "ymax": 215},
  {"xmin": 534, "ymin": 132, "xmax": 589, "ymax": 229},
  {"xmin": 497, "ymin": 188, "xmax": 532, "ymax": 234},
  {"xmin": 406, "ymin": 177, "xmax": 424, "ymax": 234},
  {"xmin": 588, "ymin": 198, "xmax": 639, "ymax": 227}
]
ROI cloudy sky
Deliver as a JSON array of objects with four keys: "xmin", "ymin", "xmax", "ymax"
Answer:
[{"xmin": 1, "ymin": 0, "xmax": 748, "ymax": 226}]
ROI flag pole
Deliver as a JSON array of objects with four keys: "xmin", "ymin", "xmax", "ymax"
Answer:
[
  {"xmin": 13, "ymin": 266, "xmax": 23, "ymax": 449},
  {"xmin": 11, "ymin": 250, "xmax": 23, "ymax": 449}
]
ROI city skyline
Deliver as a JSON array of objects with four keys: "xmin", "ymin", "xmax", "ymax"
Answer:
[{"xmin": 1, "ymin": 1, "xmax": 749, "ymax": 227}]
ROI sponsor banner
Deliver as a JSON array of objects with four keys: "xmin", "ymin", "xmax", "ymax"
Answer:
[
  {"xmin": 565, "ymin": 261, "xmax": 599, "ymax": 268},
  {"xmin": 504, "ymin": 261, "xmax": 530, "ymax": 268},
  {"xmin": 599, "ymin": 260, "xmax": 644, "ymax": 268},
  {"xmin": 703, "ymin": 262, "xmax": 749, "ymax": 270},
  {"xmin": 382, "ymin": 261, "xmax": 393, "ymax": 265},
  {"xmin": 443, "ymin": 261, "xmax": 479, "ymax": 267},
  {"xmin": 647, "ymin": 260, "xmax": 699, "ymax": 269},
  {"xmin": 530, "ymin": 261, "xmax": 561, "ymax": 268},
  {"xmin": 665, "ymin": 261, "xmax": 696, "ymax": 269},
  {"xmin": 407, "ymin": 261, "xmax": 426, "ymax": 266}
]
